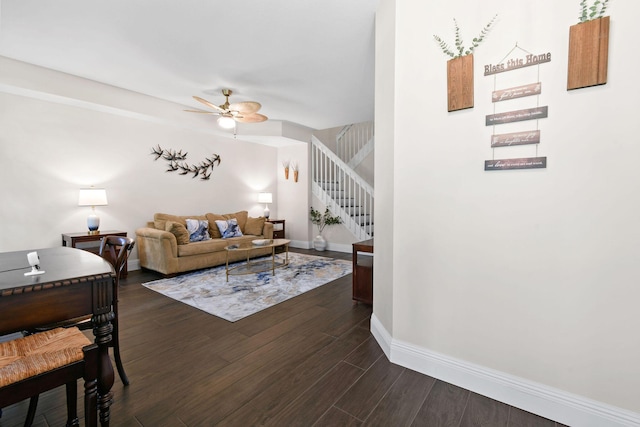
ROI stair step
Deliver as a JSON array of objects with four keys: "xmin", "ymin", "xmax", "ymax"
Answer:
[
  {"xmin": 335, "ymin": 198, "xmax": 358, "ymax": 207},
  {"xmin": 352, "ymin": 215, "xmax": 372, "ymax": 226},
  {"xmin": 344, "ymin": 206, "xmax": 364, "ymax": 215},
  {"xmin": 319, "ymin": 181, "xmax": 341, "ymax": 190}
]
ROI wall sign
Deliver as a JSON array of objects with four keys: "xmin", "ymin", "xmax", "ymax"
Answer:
[
  {"xmin": 484, "ymin": 52, "xmax": 551, "ymax": 75},
  {"xmin": 485, "ymin": 157, "xmax": 547, "ymax": 171},
  {"xmin": 486, "ymin": 106, "xmax": 548, "ymax": 126},
  {"xmin": 492, "ymin": 83, "xmax": 541, "ymax": 102},
  {"xmin": 485, "ymin": 44, "xmax": 550, "ymax": 171},
  {"xmin": 491, "ymin": 130, "xmax": 540, "ymax": 147}
]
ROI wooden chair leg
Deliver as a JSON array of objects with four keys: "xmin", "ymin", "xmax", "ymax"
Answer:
[
  {"xmin": 83, "ymin": 344, "xmax": 98, "ymax": 427},
  {"xmin": 113, "ymin": 341, "xmax": 130, "ymax": 386},
  {"xmin": 65, "ymin": 382, "xmax": 79, "ymax": 427},
  {"xmin": 24, "ymin": 396, "xmax": 38, "ymax": 427},
  {"xmin": 112, "ymin": 299, "xmax": 129, "ymax": 386}
]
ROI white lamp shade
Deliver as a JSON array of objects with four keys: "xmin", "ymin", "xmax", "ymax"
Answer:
[
  {"xmin": 257, "ymin": 192, "xmax": 273, "ymax": 204},
  {"xmin": 217, "ymin": 115, "xmax": 236, "ymax": 129},
  {"xmin": 78, "ymin": 188, "xmax": 108, "ymax": 207}
]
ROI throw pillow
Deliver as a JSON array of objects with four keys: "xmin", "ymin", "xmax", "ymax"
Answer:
[
  {"xmin": 215, "ymin": 218, "xmax": 244, "ymax": 239},
  {"xmin": 244, "ymin": 216, "xmax": 265, "ymax": 235},
  {"xmin": 229, "ymin": 211, "xmax": 248, "ymax": 233},
  {"xmin": 205, "ymin": 213, "xmax": 225, "ymax": 238},
  {"xmin": 186, "ymin": 219, "xmax": 211, "ymax": 242},
  {"xmin": 165, "ymin": 221, "xmax": 190, "ymax": 245}
]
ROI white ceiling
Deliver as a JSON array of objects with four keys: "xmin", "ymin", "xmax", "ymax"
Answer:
[{"xmin": 0, "ymin": 0, "xmax": 378, "ymax": 131}]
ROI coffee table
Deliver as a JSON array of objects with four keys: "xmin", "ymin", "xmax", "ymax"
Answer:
[{"xmin": 225, "ymin": 238, "xmax": 290, "ymax": 282}]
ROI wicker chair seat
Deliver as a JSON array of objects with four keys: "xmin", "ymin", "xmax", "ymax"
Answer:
[{"xmin": 0, "ymin": 327, "xmax": 91, "ymax": 388}]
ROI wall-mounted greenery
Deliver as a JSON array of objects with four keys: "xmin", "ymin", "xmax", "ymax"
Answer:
[
  {"xmin": 568, "ymin": 0, "xmax": 611, "ymax": 89},
  {"xmin": 433, "ymin": 15, "xmax": 498, "ymax": 59},
  {"xmin": 433, "ymin": 15, "xmax": 498, "ymax": 112},
  {"xmin": 578, "ymin": 0, "xmax": 610, "ymax": 23},
  {"xmin": 151, "ymin": 145, "xmax": 221, "ymax": 181}
]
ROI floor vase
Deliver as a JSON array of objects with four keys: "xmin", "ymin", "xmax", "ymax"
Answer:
[{"xmin": 313, "ymin": 235, "xmax": 327, "ymax": 251}]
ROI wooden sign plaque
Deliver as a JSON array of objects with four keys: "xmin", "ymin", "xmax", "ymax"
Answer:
[
  {"xmin": 484, "ymin": 157, "xmax": 547, "ymax": 171},
  {"xmin": 486, "ymin": 106, "xmax": 548, "ymax": 126},
  {"xmin": 491, "ymin": 130, "xmax": 540, "ymax": 147}
]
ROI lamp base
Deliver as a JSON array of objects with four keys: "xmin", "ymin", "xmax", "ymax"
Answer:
[
  {"xmin": 264, "ymin": 206, "xmax": 270, "ymax": 219},
  {"xmin": 87, "ymin": 213, "xmax": 100, "ymax": 235}
]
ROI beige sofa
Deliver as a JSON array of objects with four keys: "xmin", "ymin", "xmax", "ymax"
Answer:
[{"xmin": 136, "ymin": 211, "xmax": 274, "ymax": 276}]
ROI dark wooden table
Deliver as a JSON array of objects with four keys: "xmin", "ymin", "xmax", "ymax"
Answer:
[
  {"xmin": 352, "ymin": 239, "xmax": 373, "ymax": 304},
  {"xmin": 0, "ymin": 247, "xmax": 116, "ymax": 426}
]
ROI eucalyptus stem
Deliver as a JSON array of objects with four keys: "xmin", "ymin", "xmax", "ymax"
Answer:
[{"xmin": 433, "ymin": 14, "xmax": 497, "ymax": 59}]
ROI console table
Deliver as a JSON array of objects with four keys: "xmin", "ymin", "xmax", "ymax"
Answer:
[
  {"xmin": 352, "ymin": 239, "xmax": 373, "ymax": 304},
  {"xmin": 62, "ymin": 230, "xmax": 128, "ymax": 278}
]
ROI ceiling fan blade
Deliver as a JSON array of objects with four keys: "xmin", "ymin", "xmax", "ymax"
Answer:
[
  {"xmin": 193, "ymin": 96, "xmax": 225, "ymax": 112},
  {"xmin": 235, "ymin": 113, "xmax": 268, "ymax": 123},
  {"xmin": 183, "ymin": 109, "xmax": 216, "ymax": 114},
  {"xmin": 229, "ymin": 101, "xmax": 261, "ymax": 115}
]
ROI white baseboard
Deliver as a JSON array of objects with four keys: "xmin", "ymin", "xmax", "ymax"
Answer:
[
  {"xmin": 370, "ymin": 314, "xmax": 640, "ymax": 427},
  {"xmin": 288, "ymin": 240, "xmax": 312, "ymax": 250},
  {"xmin": 128, "ymin": 259, "xmax": 140, "ymax": 271},
  {"xmin": 290, "ymin": 240, "xmax": 353, "ymax": 254}
]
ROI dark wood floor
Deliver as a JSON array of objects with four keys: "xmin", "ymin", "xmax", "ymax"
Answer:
[{"xmin": 0, "ymin": 248, "xmax": 565, "ymax": 427}]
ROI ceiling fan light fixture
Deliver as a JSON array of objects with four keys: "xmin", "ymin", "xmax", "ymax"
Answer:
[{"xmin": 217, "ymin": 115, "xmax": 236, "ymax": 129}]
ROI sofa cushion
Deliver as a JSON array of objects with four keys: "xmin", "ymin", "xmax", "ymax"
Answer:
[
  {"xmin": 231, "ymin": 211, "xmax": 248, "ymax": 232},
  {"xmin": 176, "ymin": 235, "xmax": 255, "ymax": 257},
  {"xmin": 154, "ymin": 213, "xmax": 207, "ymax": 230},
  {"xmin": 165, "ymin": 221, "xmax": 190, "ymax": 245},
  {"xmin": 245, "ymin": 216, "xmax": 265, "ymax": 235},
  {"xmin": 215, "ymin": 219, "xmax": 243, "ymax": 238},
  {"xmin": 186, "ymin": 219, "xmax": 211, "ymax": 242},
  {"xmin": 205, "ymin": 213, "xmax": 225, "ymax": 238},
  {"xmin": 205, "ymin": 211, "xmax": 249, "ymax": 237}
]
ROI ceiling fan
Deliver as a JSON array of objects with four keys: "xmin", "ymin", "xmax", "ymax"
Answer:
[{"xmin": 185, "ymin": 89, "xmax": 268, "ymax": 129}]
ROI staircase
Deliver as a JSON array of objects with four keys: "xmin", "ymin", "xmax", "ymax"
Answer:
[{"xmin": 311, "ymin": 122, "xmax": 374, "ymax": 241}]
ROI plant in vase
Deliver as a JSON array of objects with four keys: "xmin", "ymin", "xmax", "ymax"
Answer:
[{"xmin": 309, "ymin": 207, "xmax": 342, "ymax": 251}]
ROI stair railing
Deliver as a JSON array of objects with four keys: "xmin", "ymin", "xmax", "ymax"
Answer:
[
  {"xmin": 336, "ymin": 121, "xmax": 374, "ymax": 167},
  {"xmin": 311, "ymin": 135, "xmax": 374, "ymax": 240}
]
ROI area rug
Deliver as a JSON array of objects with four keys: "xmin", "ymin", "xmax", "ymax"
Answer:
[{"xmin": 142, "ymin": 252, "xmax": 352, "ymax": 322}]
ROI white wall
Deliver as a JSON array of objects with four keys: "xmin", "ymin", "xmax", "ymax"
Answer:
[
  {"xmin": 374, "ymin": 0, "xmax": 640, "ymax": 424},
  {"xmin": 277, "ymin": 144, "xmax": 310, "ymax": 247},
  {"xmin": 0, "ymin": 57, "xmax": 277, "ymax": 263},
  {"xmin": 373, "ymin": 0, "xmax": 396, "ymax": 337}
]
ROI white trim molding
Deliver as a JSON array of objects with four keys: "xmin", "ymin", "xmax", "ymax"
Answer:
[{"xmin": 370, "ymin": 314, "xmax": 640, "ymax": 427}]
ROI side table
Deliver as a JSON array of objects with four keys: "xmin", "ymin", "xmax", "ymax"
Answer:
[
  {"xmin": 62, "ymin": 230, "xmax": 128, "ymax": 278},
  {"xmin": 352, "ymin": 239, "xmax": 373, "ymax": 304},
  {"xmin": 267, "ymin": 219, "xmax": 285, "ymax": 239}
]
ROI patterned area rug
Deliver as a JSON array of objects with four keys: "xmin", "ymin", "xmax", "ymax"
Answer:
[{"xmin": 142, "ymin": 252, "xmax": 352, "ymax": 322}]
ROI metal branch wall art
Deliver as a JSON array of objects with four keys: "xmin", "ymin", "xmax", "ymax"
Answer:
[{"xmin": 150, "ymin": 145, "xmax": 221, "ymax": 181}]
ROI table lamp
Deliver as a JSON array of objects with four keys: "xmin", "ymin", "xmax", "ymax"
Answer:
[
  {"xmin": 257, "ymin": 192, "xmax": 272, "ymax": 219},
  {"xmin": 78, "ymin": 188, "xmax": 108, "ymax": 234}
]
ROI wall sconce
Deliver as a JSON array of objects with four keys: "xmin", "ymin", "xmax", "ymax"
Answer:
[
  {"xmin": 257, "ymin": 192, "xmax": 272, "ymax": 219},
  {"xmin": 78, "ymin": 187, "xmax": 108, "ymax": 234},
  {"xmin": 282, "ymin": 160, "xmax": 290, "ymax": 179},
  {"xmin": 291, "ymin": 161, "xmax": 299, "ymax": 182}
]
